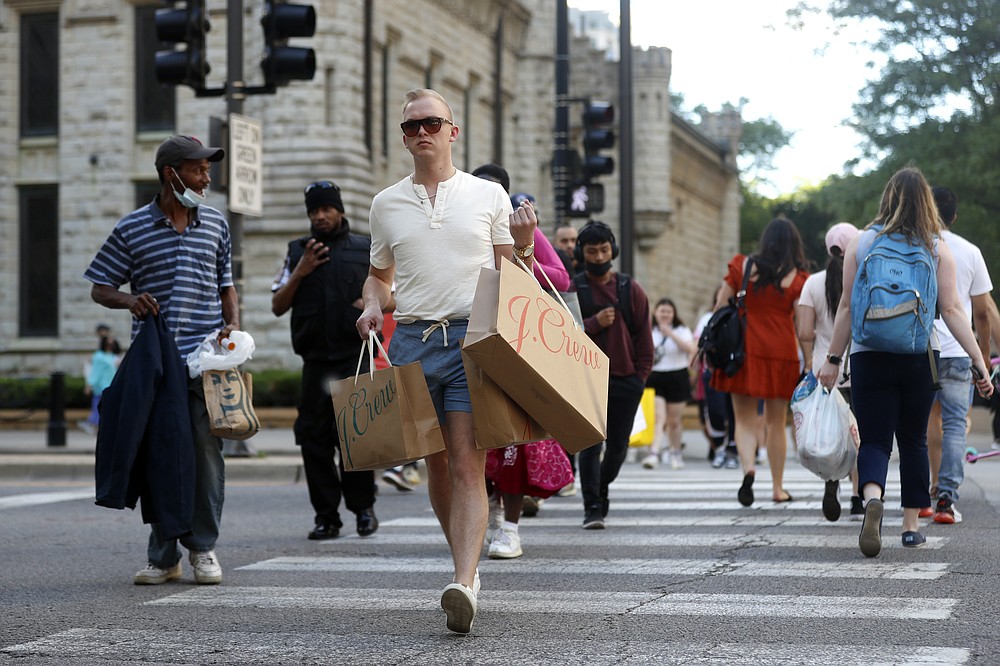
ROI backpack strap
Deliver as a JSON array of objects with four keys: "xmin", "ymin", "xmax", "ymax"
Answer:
[
  {"xmin": 616, "ymin": 273, "xmax": 635, "ymax": 335},
  {"xmin": 736, "ymin": 256, "xmax": 754, "ymax": 312}
]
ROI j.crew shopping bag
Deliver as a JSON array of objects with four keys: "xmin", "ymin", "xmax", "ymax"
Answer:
[
  {"xmin": 461, "ymin": 350, "xmax": 549, "ymax": 450},
  {"xmin": 330, "ymin": 333, "xmax": 446, "ymax": 471},
  {"xmin": 462, "ymin": 258, "xmax": 609, "ymax": 454}
]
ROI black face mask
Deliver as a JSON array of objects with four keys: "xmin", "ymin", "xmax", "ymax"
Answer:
[{"xmin": 585, "ymin": 260, "xmax": 613, "ymax": 277}]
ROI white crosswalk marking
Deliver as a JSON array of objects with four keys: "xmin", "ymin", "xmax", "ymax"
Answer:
[
  {"xmin": 241, "ymin": 555, "xmax": 950, "ymax": 580},
  {"xmin": 1, "ymin": 629, "xmax": 971, "ymax": 665},
  {"xmin": 1, "ymin": 459, "xmax": 971, "ymax": 664},
  {"xmin": 146, "ymin": 586, "xmax": 956, "ymax": 620},
  {"xmin": 0, "ymin": 489, "xmax": 93, "ymax": 510}
]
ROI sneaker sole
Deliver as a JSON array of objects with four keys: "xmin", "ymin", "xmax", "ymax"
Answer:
[
  {"xmin": 859, "ymin": 499, "xmax": 883, "ymax": 558},
  {"xmin": 382, "ymin": 476, "xmax": 413, "ymax": 492},
  {"xmin": 932, "ymin": 512, "xmax": 956, "ymax": 525},
  {"xmin": 441, "ymin": 584, "xmax": 476, "ymax": 634},
  {"xmin": 194, "ymin": 572, "xmax": 222, "ymax": 584},
  {"xmin": 582, "ymin": 520, "xmax": 605, "ymax": 530},
  {"xmin": 133, "ymin": 566, "xmax": 182, "ymax": 586},
  {"xmin": 822, "ymin": 481, "xmax": 841, "ymax": 522},
  {"xmin": 488, "ymin": 547, "xmax": 523, "ymax": 559}
]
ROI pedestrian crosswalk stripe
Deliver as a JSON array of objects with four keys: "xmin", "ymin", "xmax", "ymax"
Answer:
[
  {"xmin": 0, "ymin": 489, "xmax": 93, "ymax": 510},
  {"xmin": 0, "ymin": 629, "xmax": 970, "ymax": 665},
  {"xmin": 500, "ymin": 500, "xmax": 890, "ymax": 512},
  {"xmin": 380, "ymin": 516, "xmax": 924, "ymax": 530},
  {"xmin": 145, "ymin": 586, "xmax": 956, "ymax": 619},
  {"xmin": 240, "ymin": 555, "xmax": 949, "ymax": 580}
]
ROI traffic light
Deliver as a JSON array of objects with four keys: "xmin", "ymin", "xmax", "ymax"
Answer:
[
  {"xmin": 261, "ymin": 0, "xmax": 316, "ymax": 88},
  {"xmin": 581, "ymin": 101, "xmax": 615, "ymax": 180},
  {"xmin": 567, "ymin": 181, "xmax": 605, "ymax": 217},
  {"xmin": 154, "ymin": 0, "xmax": 210, "ymax": 91}
]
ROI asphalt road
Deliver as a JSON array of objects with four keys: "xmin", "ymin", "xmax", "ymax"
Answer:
[{"xmin": 2, "ymin": 435, "xmax": 1000, "ymax": 665}]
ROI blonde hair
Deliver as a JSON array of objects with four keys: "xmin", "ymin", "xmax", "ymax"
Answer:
[
  {"xmin": 401, "ymin": 89, "xmax": 454, "ymax": 122},
  {"xmin": 868, "ymin": 166, "xmax": 942, "ymax": 250}
]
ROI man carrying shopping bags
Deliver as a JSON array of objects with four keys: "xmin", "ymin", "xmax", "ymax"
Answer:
[{"xmin": 355, "ymin": 89, "xmax": 538, "ymax": 634}]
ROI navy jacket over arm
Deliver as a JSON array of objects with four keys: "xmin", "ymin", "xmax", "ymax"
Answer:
[{"xmin": 94, "ymin": 314, "xmax": 195, "ymax": 539}]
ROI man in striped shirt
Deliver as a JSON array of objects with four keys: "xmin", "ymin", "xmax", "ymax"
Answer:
[{"xmin": 84, "ymin": 135, "xmax": 238, "ymax": 587}]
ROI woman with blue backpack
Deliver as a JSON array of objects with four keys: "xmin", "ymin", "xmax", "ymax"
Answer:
[{"xmin": 817, "ymin": 166, "xmax": 993, "ymax": 558}]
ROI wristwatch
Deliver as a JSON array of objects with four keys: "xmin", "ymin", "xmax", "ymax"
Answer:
[
  {"xmin": 826, "ymin": 353, "xmax": 843, "ymax": 366},
  {"xmin": 513, "ymin": 243, "xmax": 535, "ymax": 260}
]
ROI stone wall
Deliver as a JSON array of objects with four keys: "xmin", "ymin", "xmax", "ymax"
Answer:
[{"xmin": 0, "ymin": 0, "xmax": 739, "ymax": 375}]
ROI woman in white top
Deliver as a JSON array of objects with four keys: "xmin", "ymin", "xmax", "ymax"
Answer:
[
  {"xmin": 797, "ymin": 222, "xmax": 862, "ymax": 522},
  {"xmin": 644, "ymin": 298, "xmax": 695, "ymax": 469}
]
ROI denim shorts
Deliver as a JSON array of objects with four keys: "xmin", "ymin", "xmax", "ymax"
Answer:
[{"xmin": 389, "ymin": 320, "xmax": 471, "ymax": 423}]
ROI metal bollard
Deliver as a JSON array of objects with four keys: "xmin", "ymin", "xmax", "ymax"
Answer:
[{"xmin": 47, "ymin": 371, "xmax": 67, "ymax": 448}]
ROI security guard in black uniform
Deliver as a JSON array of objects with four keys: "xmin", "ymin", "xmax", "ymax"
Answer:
[{"xmin": 271, "ymin": 180, "xmax": 378, "ymax": 540}]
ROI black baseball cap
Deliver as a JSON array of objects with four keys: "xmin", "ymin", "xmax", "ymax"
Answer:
[{"xmin": 155, "ymin": 135, "xmax": 225, "ymax": 172}]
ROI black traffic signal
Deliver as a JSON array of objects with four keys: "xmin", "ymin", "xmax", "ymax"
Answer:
[
  {"xmin": 261, "ymin": 0, "xmax": 316, "ymax": 87},
  {"xmin": 581, "ymin": 101, "xmax": 615, "ymax": 180},
  {"xmin": 154, "ymin": 0, "xmax": 210, "ymax": 90}
]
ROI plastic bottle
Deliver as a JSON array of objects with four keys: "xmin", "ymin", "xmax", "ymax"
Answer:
[{"xmin": 220, "ymin": 337, "xmax": 236, "ymax": 351}]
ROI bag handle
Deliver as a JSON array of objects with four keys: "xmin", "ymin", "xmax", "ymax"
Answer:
[
  {"xmin": 512, "ymin": 254, "xmax": 580, "ymax": 330},
  {"xmin": 353, "ymin": 331, "xmax": 393, "ymax": 385}
]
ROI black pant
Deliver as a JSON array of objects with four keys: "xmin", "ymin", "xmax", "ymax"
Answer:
[
  {"xmin": 296, "ymin": 359, "xmax": 375, "ymax": 527},
  {"xmin": 579, "ymin": 374, "xmax": 646, "ymax": 512}
]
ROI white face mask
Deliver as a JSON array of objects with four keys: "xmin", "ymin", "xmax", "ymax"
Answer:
[{"xmin": 170, "ymin": 170, "xmax": 206, "ymax": 209}]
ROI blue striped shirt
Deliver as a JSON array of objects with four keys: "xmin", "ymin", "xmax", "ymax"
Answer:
[{"xmin": 84, "ymin": 198, "xmax": 234, "ymax": 360}]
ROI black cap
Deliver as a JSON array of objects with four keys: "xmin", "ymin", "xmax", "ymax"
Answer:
[
  {"xmin": 471, "ymin": 164, "xmax": 510, "ymax": 194},
  {"xmin": 304, "ymin": 180, "xmax": 345, "ymax": 213},
  {"xmin": 155, "ymin": 135, "xmax": 225, "ymax": 172}
]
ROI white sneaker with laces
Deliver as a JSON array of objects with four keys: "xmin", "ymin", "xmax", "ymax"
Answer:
[
  {"xmin": 189, "ymin": 550, "xmax": 222, "ymax": 584},
  {"xmin": 711, "ymin": 448, "xmax": 727, "ymax": 469},
  {"xmin": 641, "ymin": 453, "xmax": 658, "ymax": 469},
  {"xmin": 441, "ymin": 582, "xmax": 477, "ymax": 634},
  {"xmin": 488, "ymin": 526, "xmax": 523, "ymax": 559},
  {"xmin": 133, "ymin": 561, "xmax": 182, "ymax": 585}
]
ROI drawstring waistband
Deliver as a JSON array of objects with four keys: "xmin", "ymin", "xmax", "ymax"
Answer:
[{"xmin": 421, "ymin": 320, "xmax": 451, "ymax": 347}]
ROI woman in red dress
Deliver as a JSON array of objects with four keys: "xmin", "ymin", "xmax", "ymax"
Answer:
[{"xmin": 711, "ymin": 217, "xmax": 808, "ymax": 506}]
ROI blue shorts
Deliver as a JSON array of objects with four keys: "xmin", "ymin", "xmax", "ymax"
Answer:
[{"xmin": 389, "ymin": 320, "xmax": 471, "ymax": 423}]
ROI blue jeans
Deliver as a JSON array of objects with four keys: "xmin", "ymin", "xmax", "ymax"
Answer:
[
  {"xmin": 934, "ymin": 357, "xmax": 973, "ymax": 502},
  {"xmin": 148, "ymin": 376, "xmax": 225, "ymax": 567},
  {"xmin": 851, "ymin": 351, "xmax": 938, "ymax": 509}
]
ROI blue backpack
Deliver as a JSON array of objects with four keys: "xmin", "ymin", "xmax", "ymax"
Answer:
[{"xmin": 850, "ymin": 227, "xmax": 937, "ymax": 354}]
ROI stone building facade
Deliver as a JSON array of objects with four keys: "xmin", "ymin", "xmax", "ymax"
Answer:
[{"xmin": 0, "ymin": 0, "xmax": 739, "ymax": 375}]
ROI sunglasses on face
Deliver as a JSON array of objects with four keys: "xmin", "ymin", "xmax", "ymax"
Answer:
[
  {"xmin": 400, "ymin": 116, "xmax": 453, "ymax": 137},
  {"xmin": 304, "ymin": 180, "xmax": 339, "ymax": 195}
]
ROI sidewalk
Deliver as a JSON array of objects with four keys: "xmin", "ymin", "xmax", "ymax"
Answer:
[{"xmin": 0, "ymin": 426, "xmax": 304, "ymax": 483}]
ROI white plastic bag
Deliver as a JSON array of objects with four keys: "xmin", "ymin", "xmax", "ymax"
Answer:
[
  {"xmin": 790, "ymin": 372, "xmax": 857, "ymax": 481},
  {"xmin": 186, "ymin": 330, "xmax": 256, "ymax": 378}
]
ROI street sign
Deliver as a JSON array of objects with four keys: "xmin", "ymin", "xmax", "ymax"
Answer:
[{"xmin": 228, "ymin": 113, "xmax": 263, "ymax": 216}]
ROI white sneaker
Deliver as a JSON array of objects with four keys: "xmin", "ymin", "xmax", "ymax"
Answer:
[
  {"xmin": 992, "ymin": 441, "xmax": 1000, "ymax": 451},
  {"xmin": 711, "ymin": 448, "xmax": 727, "ymax": 469},
  {"xmin": 488, "ymin": 526, "xmax": 523, "ymax": 559},
  {"xmin": 401, "ymin": 464, "xmax": 422, "ymax": 485},
  {"xmin": 473, "ymin": 569, "xmax": 481, "ymax": 596},
  {"xmin": 557, "ymin": 482, "xmax": 577, "ymax": 497},
  {"xmin": 641, "ymin": 453, "xmax": 658, "ymax": 470},
  {"xmin": 670, "ymin": 450, "xmax": 684, "ymax": 469},
  {"xmin": 485, "ymin": 494, "xmax": 503, "ymax": 546},
  {"xmin": 133, "ymin": 561, "xmax": 182, "ymax": 585},
  {"xmin": 441, "ymin": 582, "xmax": 477, "ymax": 634},
  {"xmin": 189, "ymin": 550, "xmax": 222, "ymax": 584}
]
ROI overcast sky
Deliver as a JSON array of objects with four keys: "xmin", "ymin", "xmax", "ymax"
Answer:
[{"xmin": 568, "ymin": 0, "xmax": 883, "ymax": 196}]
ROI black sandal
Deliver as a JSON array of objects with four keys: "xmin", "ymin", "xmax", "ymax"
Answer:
[{"xmin": 738, "ymin": 473, "xmax": 755, "ymax": 506}]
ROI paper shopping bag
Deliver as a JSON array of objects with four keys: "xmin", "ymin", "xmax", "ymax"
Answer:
[
  {"xmin": 330, "ymin": 334, "xmax": 446, "ymax": 471},
  {"xmin": 203, "ymin": 369, "xmax": 261, "ymax": 441},
  {"xmin": 629, "ymin": 388, "xmax": 656, "ymax": 447},
  {"xmin": 463, "ymin": 258, "xmax": 609, "ymax": 454},
  {"xmin": 461, "ymin": 350, "xmax": 549, "ymax": 450}
]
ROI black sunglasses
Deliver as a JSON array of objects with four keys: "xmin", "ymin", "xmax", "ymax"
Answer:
[
  {"xmin": 400, "ymin": 117, "xmax": 453, "ymax": 137},
  {"xmin": 304, "ymin": 180, "xmax": 340, "ymax": 195}
]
